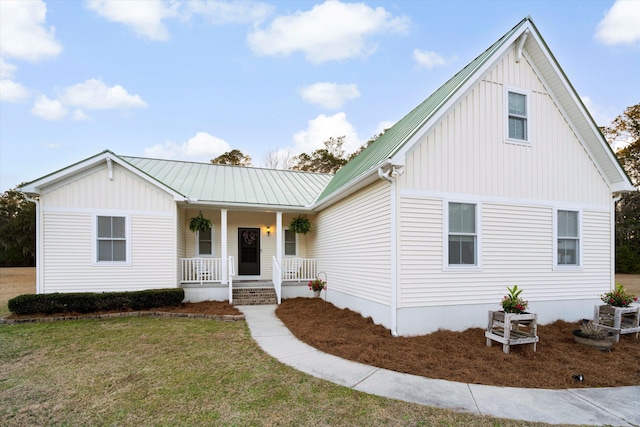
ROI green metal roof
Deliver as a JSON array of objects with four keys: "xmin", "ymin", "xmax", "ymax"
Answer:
[
  {"xmin": 121, "ymin": 156, "xmax": 332, "ymax": 208},
  {"xmin": 315, "ymin": 18, "xmax": 529, "ymax": 204}
]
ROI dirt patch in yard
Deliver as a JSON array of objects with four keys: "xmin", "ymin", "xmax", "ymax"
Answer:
[{"xmin": 276, "ymin": 297, "xmax": 640, "ymax": 390}]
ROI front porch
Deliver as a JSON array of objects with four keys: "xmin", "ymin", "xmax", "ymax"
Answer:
[{"xmin": 179, "ymin": 257, "xmax": 318, "ymax": 304}]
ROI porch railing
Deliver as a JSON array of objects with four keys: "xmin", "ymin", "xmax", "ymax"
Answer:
[
  {"xmin": 272, "ymin": 257, "xmax": 282, "ymax": 304},
  {"xmin": 281, "ymin": 258, "xmax": 318, "ymax": 282},
  {"xmin": 180, "ymin": 257, "xmax": 235, "ymax": 286},
  {"xmin": 180, "ymin": 258, "xmax": 223, "ymax": 283}
]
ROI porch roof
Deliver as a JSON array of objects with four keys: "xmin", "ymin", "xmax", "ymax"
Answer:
[{"xmin": 121, "ymin": 156, "xmax": 332, "ymax": 208}]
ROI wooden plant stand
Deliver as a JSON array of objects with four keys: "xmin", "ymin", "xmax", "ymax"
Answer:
[
  {"xmin": 485, "ymin": 311, "xmax": 539, "ymax": 354},
  {"xmin": 593, "ymin": 305, "xmax": 640, "ymax": 342}
]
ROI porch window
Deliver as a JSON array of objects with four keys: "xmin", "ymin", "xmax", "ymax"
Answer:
[
  {"xmin": 557, "ymin": 210, "xmax": 579, "ymax": 266},
  {"xmin": 284, "ymin": 228, "xmax": 297, "ymax": 256},
  {"xmin": 197, "ymin": 227, "xmax": 214, "ymax": 256},
  {"xmin": 507, "ymin": 89, "xmax": 529, "ymax": 142},
  {"xmin": 448, "ymin": 203, "xmax": 477, "ymax": 265},
  {"xmin": 97, "ymin": 216, "xmax": 127, "ymax": 262}
]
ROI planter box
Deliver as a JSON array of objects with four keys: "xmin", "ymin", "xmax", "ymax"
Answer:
[
  {"xmin": 485, "ymin": 311, "xmax": 539, "ymax": 354},
  {"xmin": 593, "ymin": 305, "xmax": 640, "ymax": 342}
]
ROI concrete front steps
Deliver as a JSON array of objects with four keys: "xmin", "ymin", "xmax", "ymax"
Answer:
[{"xmin": 232, "ymin": 284, "xmax": 277, "ymax": 305}]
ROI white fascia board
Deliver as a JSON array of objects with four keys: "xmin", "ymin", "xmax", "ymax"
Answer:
[
  {"xmin": 180, "ymin": 200, "xmax": 315, "ymax": 213},
  {"xmin": 311, "ymin": 166, "xmax": 382, "ymax": 211}
]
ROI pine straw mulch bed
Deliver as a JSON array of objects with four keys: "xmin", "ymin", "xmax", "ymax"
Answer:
[{"xmin": 276, "ymin": 297, "xmax": 640, "ymax": 390}]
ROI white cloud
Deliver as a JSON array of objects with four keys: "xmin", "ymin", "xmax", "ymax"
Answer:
[
  {"xmin": 0, "ymin": 59, "xmax": 17, "ymax": 79},
  {"xmin": 0, "ymin": 79, "xmax": 30, "ymax": 103},
  {"xmin": 59, "ymin": 79, "xmax": 147, "ymax": 110},
  {"xmin": 85, "ymin": 0, "xmax": 179, "ymax": 41},
  {"xmin": 299, "ymin": 82, "xmax": 360, "ymax": 109},
  {"xmin": 31, "ymin": 95, "xmax": 68, "ymax": 120},
  {"xmin": 144, "ymin": 131, "xmax": 232, "ymax": 160},
  {"xmin": 581, "ymin": 96, "xmax": 616, "ymax": 127},
  {"xmin": 413, "ymin": 49, "xmax": 456, "ymax": 70},
  {"xmin": 72, "ymin": 109, "xmax": 91, "ymax": 121},
  {"xmin": 187, "ymin": 0, "xmax": 273, "ymax": 24},
  {"xmin": 595, "ymin": 0, "xmax": 640, "ymax": 45},
  {"xmin": 247, "ymin": 0, "xmax": 409, "ymax": 64},
  {"xmin": 293, "ymin": 112, "xmax": 361, "ymax": 154},
  {"xmin": 0, "ymin": 0, "xmax": 62, "ymax": 61}
]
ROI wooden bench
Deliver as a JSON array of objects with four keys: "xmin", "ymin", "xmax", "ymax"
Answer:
[{"xmin": 485, "ymin": 311, "xmax": 539, "ymax": 354}]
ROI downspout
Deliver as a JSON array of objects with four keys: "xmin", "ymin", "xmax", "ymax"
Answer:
[
  {"xmin": 24, "ymin": 195, "xmax": 42, "ymax": 294},
  {"xmin": 611, "ymin": 194, "xmax": 622, "ymax": 291},
  {"xmin": 378, "ymin": 164, "xmax": 399, "ymax": 337}
]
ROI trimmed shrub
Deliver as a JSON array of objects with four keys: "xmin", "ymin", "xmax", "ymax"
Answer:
[{"xmin": 8, "ymin": 288, "xmax": 185, "ymax": 316}]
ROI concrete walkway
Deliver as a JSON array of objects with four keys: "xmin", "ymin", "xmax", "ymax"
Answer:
[{"xmin": 238, "ymin": 305, "xmax": 639, "ymax": 426}]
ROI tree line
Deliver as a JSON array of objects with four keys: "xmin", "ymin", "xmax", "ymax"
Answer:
[{"xmin": 2, "ymin": 106, "xmax": 638, "ymax": 272}]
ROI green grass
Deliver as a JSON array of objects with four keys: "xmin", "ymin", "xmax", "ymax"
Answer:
[{"xmin": 0, "ymin": 317, "xmax": 552, "ymax": 426}]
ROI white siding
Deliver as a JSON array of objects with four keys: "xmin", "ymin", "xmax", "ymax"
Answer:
[
  {"xmin": 311, "ymin": 181, "xmax": 392, "ymax": 304},
  {"xmin": 41, "ymin": 211, "xmax": 176, "ymax": 292},
  {"xmin": 399, "ymin": 196, "xmax": 612, "ymax": 308},
  {"xmin": 402, "ymin": 49, "xmax": 611, "ymax": 206},
  {"xmin": 40, "ymin": 163, "xmax": 177, "ymax": 293}
]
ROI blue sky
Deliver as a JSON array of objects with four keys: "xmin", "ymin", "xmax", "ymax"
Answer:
[{"xmin": 1, "ymin": 0, "xmax": 639, "ymax": 192}]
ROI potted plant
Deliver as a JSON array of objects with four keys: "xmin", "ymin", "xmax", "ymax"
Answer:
[
  {"xmin": 600, "ymin": 283, "xmax": 638, "ymax": 308},
  {"xmin": 573, "ymin": 320, "xmax": 615, "ymax": 351},
  {"xmin": 308, "ymin": 278, "xmax": 326, "ymax": 298},
  {"xmin": 189, "ymin": 211, "xmax": 212, "ymax": 233},
  {"xmin": 501, "ymin": 285, "xmax": 528, "ymax": 313},
  {"xmin": 289, "ymin": 215, "xmax": 312, "ymax": 235}
]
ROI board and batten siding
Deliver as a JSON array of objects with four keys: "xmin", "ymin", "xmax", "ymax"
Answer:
[
  {"xmin": 40, "ymin": 162, "xmax": 178, "ymax": 293},
  {"xmin": 311, "ymin": 180, "xmax": 392, "ymax": 304},
  {"xmin": 402, "ymin": 48, "xmax": 611, "ymax": 206},
  {"xmin": 42, "ymin": 163, "xmax": 176, "ymax": 211},
  {"xmin": 399, "ymin": 197, "xmax": 611, "ymax": 308}
]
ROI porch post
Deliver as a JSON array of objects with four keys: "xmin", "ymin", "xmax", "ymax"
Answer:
[
  {"xmin": 276, "ymin": 212, "xmax": 283, "ymax": 264},
  {"xmin": 221, "ymin": 209, "xmax": 228, "ymax": 284}
]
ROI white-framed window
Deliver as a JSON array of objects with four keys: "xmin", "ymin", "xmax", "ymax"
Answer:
[
  {"xmin": 96, "ymin": 215, "xmax": 128, "ymax": 263},
  {"xmin": 284, "ymin": 228, "xmax": 297, "ymax": 256},
  {"xmin": 506, "ymin": 88, "xmax": 529, "ymax": 143},
  {"xmin": 447, "ymin": 202, "xmax": 478, "ymax": 266},
  {"xmin": 556, "ymin": 210, "xmax": 580, "ymax": 267},
  {"xmin": 197, "ymin": 227, "xmax": 214, "ymax": 256}
]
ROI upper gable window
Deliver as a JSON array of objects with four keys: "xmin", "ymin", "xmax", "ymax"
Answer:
[{"xmin": 506, "ymin": 89, "xmax": 529, "ymax": 142}]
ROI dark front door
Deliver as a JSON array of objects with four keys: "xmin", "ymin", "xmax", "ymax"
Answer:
[{"xmin": 238, "ymin": 228, "xmax": 260, "ymax": 276}]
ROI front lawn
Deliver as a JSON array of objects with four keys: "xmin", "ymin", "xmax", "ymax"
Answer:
[{"xmin": 0, "ymin": 317, "xmax": 542, "ymax": 426}]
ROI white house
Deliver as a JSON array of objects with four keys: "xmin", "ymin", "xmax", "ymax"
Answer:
[{"xmin": 20, "ymin": 17, "xmax": 634, "ymax": 336}]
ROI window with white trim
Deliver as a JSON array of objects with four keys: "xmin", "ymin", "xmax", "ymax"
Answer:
[
  {"xmin": 197, "ymin": 227, "xmax": 214, "ymax": 256},
  {"xmin": 448, "ymin": 202, "xmax": 477, "ymax": 265},
  {"xmin": 507, "ymin": 90, "xmax": 528, "ymax": 141},
  {"xmin": 284, "ymin": 228, "xmax": 297, "ymax": 256},
  {"xmin": 557, "ymin": 210, "xmax": 579, "ymax": 266},
  {"xmin": 97, "ymin": 216, "xmax": 127, "ymax": 262}
]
